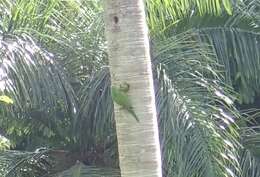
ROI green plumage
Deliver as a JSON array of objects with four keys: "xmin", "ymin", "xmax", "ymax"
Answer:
[{"xmin": 111, "ymin": 85, "xmax": 139, "ymax": 122}]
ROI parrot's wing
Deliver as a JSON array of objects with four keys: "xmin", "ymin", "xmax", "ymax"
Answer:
[
  {"xmin": 111, "ymin": 87, "xmax": 132, "ymax": 107},
  {"xmin": 111, "ymin": 86, "xmax": 139, "ymax": 122}
]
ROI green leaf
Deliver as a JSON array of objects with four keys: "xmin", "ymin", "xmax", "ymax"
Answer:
[{"xmin": 0, "ymin": 95, "xmax": 14, "ymax": 104}]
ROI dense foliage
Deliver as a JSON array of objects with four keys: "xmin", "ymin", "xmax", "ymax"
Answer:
[{"xmin": 0, "ymin": 0, "xmax": 260, "ymax": 177}]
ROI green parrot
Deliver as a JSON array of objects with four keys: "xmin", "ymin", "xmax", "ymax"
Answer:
[{"xmin": 111, "ymin": 83, "xmax": 139, "ymax": 122}]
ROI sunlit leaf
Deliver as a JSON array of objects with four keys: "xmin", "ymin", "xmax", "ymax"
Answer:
[{"xmin": 0, "ymin": 95, "xmax": 13, "ymax": 104}]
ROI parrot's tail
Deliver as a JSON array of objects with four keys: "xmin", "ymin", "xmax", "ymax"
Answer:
[{"xmin": 129, "ymin": 108, "xmax": 140, "ymax": 122}]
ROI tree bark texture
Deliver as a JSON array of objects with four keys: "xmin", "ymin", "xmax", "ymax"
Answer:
[{"xmin": 103, "ymin": 0, "xmax": 162, "ymax": 177}]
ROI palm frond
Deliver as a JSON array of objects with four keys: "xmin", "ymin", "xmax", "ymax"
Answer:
[
  {"xmin": 0, "ymin": 0, "xmax": 106, "ymax": 80},
  {"xmin": 239, "ymin": 125, "xmax": 260, "ymax": 177},
  {"xmin": 153, "ymin": 32, "xmax": 241, "ymax": 177},
  {"xmin": 197, "ymin": 27, "xmax": 260, "ymax": 104},
  {"xmin": 146, "ymin": 0, "xmax": 235, "ymax": 35},
  {"xmin": 73, "ymin": 67, "xmax": 118, "ymax": 166},
  {"xmin": 0, "ymin": 150, "xmax": 53, "ymax": 177},
  {"xmin": 240, "ymin": 149, "xmax": 260, "ymax": 177},
  {"xmin": 0, "ymin": 33, "xmax": 78, "ymax": 150}
]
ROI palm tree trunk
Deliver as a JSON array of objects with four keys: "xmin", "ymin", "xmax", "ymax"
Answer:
[{"xmin": 103, "ymin": 0, "xmax": 162, "ymax": 177}]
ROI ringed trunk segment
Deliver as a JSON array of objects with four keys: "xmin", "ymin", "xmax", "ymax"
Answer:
[{"xmin": 103, "ymin": 0, "xmax": 162, "ymax": 177}]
